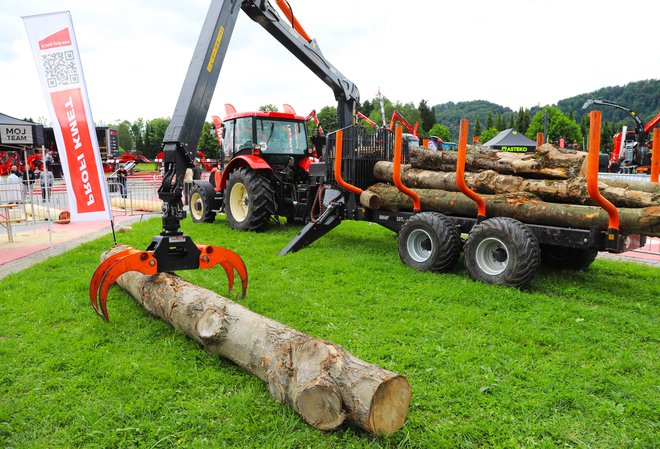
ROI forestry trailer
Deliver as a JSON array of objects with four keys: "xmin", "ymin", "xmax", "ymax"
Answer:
[
  {"xmin": 90, "ymin": 0, "xmax": 359, "ymax": 320},
  {"xmin": 583, "ymin": 99, "xmax": 660, "ymax": 173},
  {"xmin": 279, "ymin": 112, "xmax": 649, "ymax": 289}
]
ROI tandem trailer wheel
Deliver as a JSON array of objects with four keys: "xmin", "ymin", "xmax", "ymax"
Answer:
[
  {"xmin": 398, "ymin": 212, "xmax": 461, "ymax": 273},
  {"xmin": 463, "ymin": 217, "xmax": 540, "ymax": 288}
]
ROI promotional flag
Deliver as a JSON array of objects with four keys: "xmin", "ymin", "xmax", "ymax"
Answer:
[{"xmin": 24, "ymin": 11, "xmax": 112, "ymax": 222}]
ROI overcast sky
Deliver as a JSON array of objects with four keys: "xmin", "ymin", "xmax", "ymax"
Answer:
[{"xmin": 2, "ymin": 0, "xmax": 659, "ymax": 126}]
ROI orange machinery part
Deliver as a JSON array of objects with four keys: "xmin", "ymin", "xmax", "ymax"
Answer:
[
  {"xmin": 333, "ymin": 130, "xmax": 363, "ymax": 195},
  {"xmin": 456, "ymin": 119, "xmax": 486, "ymax": 219},
  {"xmin": 275, "ymin": 0, "xmax": 312, "ymax": 42},
  {"xmin": 392, "ymin": 125, "xmax": 421, "ymax": 212},
  {"xmin": 587, "ymin": 111, "xmax": 619, "ymax": 231},
  {"xmin": 536, "ymin": 133, "xmax": 544, "ymax": 149},
  {"xmin": 651, "ymin": 128, "xmax": 660, "ymax": 183}
]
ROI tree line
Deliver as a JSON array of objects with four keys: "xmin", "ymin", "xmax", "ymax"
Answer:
[{"xmin": 108, "ymin": 78, "xmax": 657, "ymax": 155}]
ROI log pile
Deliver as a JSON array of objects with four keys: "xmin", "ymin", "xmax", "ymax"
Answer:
[
  {"xmin": 361, "ymin": 145, "xmax": 660, "ymax": 237},
  {"xmin": 102, "ymin": 246, "xmax": 411, "ymax": 435}
]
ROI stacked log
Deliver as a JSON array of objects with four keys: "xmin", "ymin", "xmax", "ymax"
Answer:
[{"xmin": 360, "ymin": 145, "xmax": 660, "ymax": 237}]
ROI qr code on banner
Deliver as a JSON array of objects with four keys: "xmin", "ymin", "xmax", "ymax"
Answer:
[{"xmin": 41, "ymin": 50, "xmax": 79, "ymax": 88}]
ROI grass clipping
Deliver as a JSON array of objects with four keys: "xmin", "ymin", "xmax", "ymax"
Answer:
[{"xmin": 101, "ymin": 245, "xmax": 411, "ymax": 436}]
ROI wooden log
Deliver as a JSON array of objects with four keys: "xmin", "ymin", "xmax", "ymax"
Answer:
[
  {"xmin": 103, "ymin": 246, "xmax": 411, "ymax": 435},
  {"xmin": 363, "ymin": 183, "xmax": 660, "ymax": 237},
  {"xmin": 410, "ymin": 144, "xmax": 587, "ymax": 179},
  {"xmin": 597, "ymin": 177, "xmax": 660, "ymax": 194},
  {"xmin": 26, "ymin": 204, "xmax": 71, "ymax": 223},
  {"xmin": 111, "ymin": 197, "xmax": 162, "ymax": 212},
  {"xmin": 373, "ymin": 161, "xmax": 660, "ymax": 208}
]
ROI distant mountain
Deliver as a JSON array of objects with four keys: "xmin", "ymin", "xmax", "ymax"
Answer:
[{"xmin": 434, "ymin": 79, "xmax": 659, "ymax": 140}]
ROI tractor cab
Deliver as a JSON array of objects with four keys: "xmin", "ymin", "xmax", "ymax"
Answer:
[{"xmin": 222, "ymin": 111, "xmax": 310, "ymax": 170}]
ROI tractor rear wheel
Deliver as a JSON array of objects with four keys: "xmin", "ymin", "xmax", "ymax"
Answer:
[
  {"xmin": 225, "ymin": 167, "xmax": 275, "ymax": 231},
  {"xmin": 398, "ymin": 212, "xmax": 461, "ymax": 273},
  {"xmin": 464, "ymin": 217, "xmax": 540, "ymax": 288},
  {"xmin": 189, "ymin": 182, "xmax": 217, "ymax": 223},
  {"xmin": 540, "ymin": 244, "xmax": 598, "ymax": 271}
]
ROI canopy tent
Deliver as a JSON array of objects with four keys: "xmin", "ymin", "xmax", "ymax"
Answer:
[
  {"xmin": 482, "ymin": 128, "xmax": 536, "ymax": 153},
  {"xmin": 0, "ymin": 112, "xmax": 44, "ymax": 148}
]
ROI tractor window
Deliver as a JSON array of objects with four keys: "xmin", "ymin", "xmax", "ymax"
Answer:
[
  {"xmin": 235, "ymin": 117, "xmax": 254, "ymax": 152},
  {"xmin": 256, "ymin": 119, "xmax": 308, "ymax": 155},
  {"xmin": 222, "ymin": 120, "xmax": 235, "ymax": 157}
]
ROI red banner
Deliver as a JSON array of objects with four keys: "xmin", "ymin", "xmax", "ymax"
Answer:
[{"xmin": 50, "ymin": 88, "xmax": 105, "ymax": 213}]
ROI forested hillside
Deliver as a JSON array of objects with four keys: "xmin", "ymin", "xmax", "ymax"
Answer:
[
  {"xmin": 433, "ymin": 79, "xmax": 658, "ymax": 141},
  {"xmin": 557, "ymin": 79, "xmax": 659, "ymax": 123}
]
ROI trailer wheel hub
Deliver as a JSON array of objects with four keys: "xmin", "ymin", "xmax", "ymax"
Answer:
[
  {"xmin": 475, "ymin": 237, "xmax": 508, "ymax": 275},
  {"xmin": 407, "ymin": 229, "xmax": 433, "ymax": 263}
]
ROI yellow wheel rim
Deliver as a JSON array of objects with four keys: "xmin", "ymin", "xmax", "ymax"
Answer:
[
  {"xmin": 230, "ymin": 182, "xmax": 248, "ymax": 222},
  {"xmin": 190, "ymin": 191, "xmax": 204, "ymax": 220}
]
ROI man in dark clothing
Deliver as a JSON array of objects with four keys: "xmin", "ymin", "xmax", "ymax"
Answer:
[
  {"xmin": 117, "ymin": 165, "xmax": 128, "ymax": 198},
  {"xmin": 192, "ymin": 159, "xmax": 202, "ymax": 181}
]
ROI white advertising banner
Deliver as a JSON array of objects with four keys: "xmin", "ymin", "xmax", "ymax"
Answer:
[{"xmin": 23, "ymin": 11, "xmax": 111, "ymax": 222}]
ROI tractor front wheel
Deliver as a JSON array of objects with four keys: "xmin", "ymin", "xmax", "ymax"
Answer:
[
  {"xmin": 189, "ymin": 182, "xmax": 217, "ymax": 223},
  {"xmin": 225, "ymin": 167, "xmax": 275, "ymax": 231}
]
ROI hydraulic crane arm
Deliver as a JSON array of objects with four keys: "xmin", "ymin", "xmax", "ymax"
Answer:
[
  {"xmin": 582, "ymin": 99, "xmax": 646, "ymax": 139},
  {"xmin": 159, "ymin": 0, "xmax": 360, "ymax": 236}
]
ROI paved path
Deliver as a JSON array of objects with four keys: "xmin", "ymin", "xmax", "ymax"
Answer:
[{"xmin": 0, "ymin": 214, "xmax": 146, "ymax": 280}]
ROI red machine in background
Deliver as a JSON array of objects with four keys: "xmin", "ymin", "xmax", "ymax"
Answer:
[
  {"xmin": 104, "ymin": 153, "xmax": 151, "ymax": 173},
  {"xmin": 0, "ymin": 151, "xmax": 43, "ymax": 175},
  {"xmin": 357, "ymin": 111, "xmax": 378, "ymax": 129},
  {"xmin": 583, "ymin": 99, "xmax": 660, "ymax": 173}
]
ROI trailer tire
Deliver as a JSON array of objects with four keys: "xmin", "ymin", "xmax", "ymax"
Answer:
[
  {"xmin": 398, "ymin": 212, "xmax": 461, "ymax": 273},
  {"xmin": 540, "ymin": 245, "xmax": 598, "ymax": 271},
  {"xmin": 464, "ymin": 217, "xmax": 540, "ymax": 288},
  {"xmin": 225, "ymin": 167, "xmax": 275, "ymax": 231},
  {"xmin": 189, "ymin": 182, "xmax": 217, "ymax": 223}
]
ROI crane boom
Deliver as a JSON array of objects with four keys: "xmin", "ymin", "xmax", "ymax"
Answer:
[{"xmin": 159, "ymin": 0, "xmax": 359, "ymax": 236}]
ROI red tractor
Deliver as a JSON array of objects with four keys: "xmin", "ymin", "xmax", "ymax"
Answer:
[{"xmin": 189, "ymin": 106, "xmax": 322, "ymax": 230}]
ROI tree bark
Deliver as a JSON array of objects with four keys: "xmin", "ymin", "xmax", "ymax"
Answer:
[
  {"xmin": 373, "ymin": 161, "xmax": 660, "ymax": 208},
  {"xmin": 102, "ymin": 245, "xmax": 411, "ymax": 436},
  {"xmin": 409, "ymin": 144, "xmax": 587, "ymax": 179},
  {"xmin": 362, "ymin": 183, "xmax": 660, "ymax": 237}
]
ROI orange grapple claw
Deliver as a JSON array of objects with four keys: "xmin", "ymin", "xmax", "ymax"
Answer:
[
  {"xmin": 89, "ymin": 250, "xmax": 158, "ymax": 321},
  {"xmin": 197, "ymin": 244, "xmax": 248, "ymax": 298}
]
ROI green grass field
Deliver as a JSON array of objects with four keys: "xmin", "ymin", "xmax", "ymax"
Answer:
[{"xmin": 1, "ymin": 216, "xmax": 658, "ymax": 448}]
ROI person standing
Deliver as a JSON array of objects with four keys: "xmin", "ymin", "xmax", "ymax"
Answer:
[
  {"xmin": 7, "ymin": 167, "xmax": 22, "ymax": 203},
  {"xmin": 40, "ymin": 169, "xmax": 54, "ymax": 203},
  {"xmin": 192, "ymin": 159, "xmax": 202, "ymax": 181},
  {"xmin": 116, "ymin": 164, "xmax": 128, "ymax": 199}
]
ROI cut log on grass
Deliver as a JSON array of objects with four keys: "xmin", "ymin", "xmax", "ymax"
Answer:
[
  {"xmin": 102, "ymin": 246, "xmax": 411, "ymax": 436},
  {"xmin": 363, "ymin": 182, "xmax": 660, "ymax": 237},
  {"xmin": 373, "ymin": 161, "xmax": 660, "ymax": 208},
  {"xmin": 410, "ymin": 144, "xmax": 587, "ymax": 179}
]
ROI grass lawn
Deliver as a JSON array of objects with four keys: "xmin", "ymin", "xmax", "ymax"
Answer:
[{"xmin": 1, "ymin": 215, "xmax": 658, "ymax": 448}]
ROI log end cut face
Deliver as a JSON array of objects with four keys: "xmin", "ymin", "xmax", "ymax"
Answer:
[
  {"xmin": 368, "ymin": 375, "xmax": 412, "ymax": 436},
  {"xmin": 295, "ymin": 385, "xmax": 346, "ymax": 430}
]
